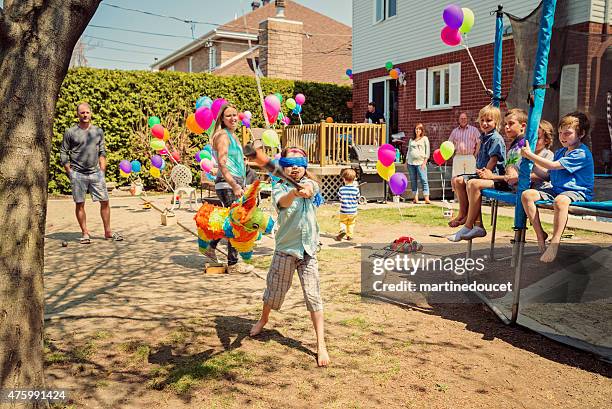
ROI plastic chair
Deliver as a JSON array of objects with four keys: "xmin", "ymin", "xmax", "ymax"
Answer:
[{"xmin": 170, "ymin": 164, "xmax": 196, "ymax": 211}]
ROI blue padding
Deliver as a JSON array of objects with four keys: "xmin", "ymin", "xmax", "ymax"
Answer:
[
  {"xmin": 536, "ymin": 200, "xmax": 612, "ymax": 212},
  {"xmin": 482, "ymin": 189, "xmax": 516, "ymax": 204}
]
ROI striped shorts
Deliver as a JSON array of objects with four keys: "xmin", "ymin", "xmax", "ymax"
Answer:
[{"xmin": 263, "ymin": 250, "xmax": 323, "ymax": 312}]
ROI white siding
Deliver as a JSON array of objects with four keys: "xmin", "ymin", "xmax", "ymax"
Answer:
[
  {"xmin": 590, "ymin": 0, "xmax": 612, "ymax": 23},
  {"xmin": 353, "ymin": 0, "xmax": 597, "ymax": 73}
]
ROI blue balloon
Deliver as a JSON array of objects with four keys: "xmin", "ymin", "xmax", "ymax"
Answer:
[
  {"xmin": 196, "ymin": 96, "xmax": 213, "ymax": 109},
  {"xmin": 292, "ymin": 104, "xmax": 302, "ymax": 115},
  {"xmin": 203, "ymin": 144, "xmax": 213, "ymax": 153},
  {"xmin": 160, "ymin": 159, "xmax": 166, "ymax": 170},
  {"xmin": 206, "ymin": 172, "xmax": 215, "ymax": 181},
  {"xmin": 346, "ymin": 68, "xmax": 352, "ymax": 76},
  {"xmin": 130, "ymin": 160, "xmax": 141, "ymax": 173}
]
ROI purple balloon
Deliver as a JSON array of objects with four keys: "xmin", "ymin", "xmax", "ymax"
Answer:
[
  {"xmin": 389, "ymin": 173, "xmax": 408, "ymax": 195},
  {"xmin": 443, "ymin": 4, "xmax": 464, "ymax": 29},
  {"xmin": 151, "ymin": 155, "xmax": 163, "ymax": 169},
  {"xmin": 195, "ymin": 151, "xmax": 202, "ymax": 163},
  {"xmin": 119, "ymin": 160, "xmax": 132, "ymax": 174}
]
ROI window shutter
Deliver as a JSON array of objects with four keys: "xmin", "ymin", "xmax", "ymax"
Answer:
[
  {"xmin": 449, "ymin": 62, "xmax": 461, "ymax": 106},
  {"xmin": 559, "ymin": 64, "xmax": 579, "ymax": 117},
  {"xmin": 416, "ymin": 69, "xmax": 426, "ymax": 110}
]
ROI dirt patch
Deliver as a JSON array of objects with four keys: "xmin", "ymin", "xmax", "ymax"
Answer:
[{"xmin": 43, "ymin": 199, "xmax": 612, "ymax": 408}]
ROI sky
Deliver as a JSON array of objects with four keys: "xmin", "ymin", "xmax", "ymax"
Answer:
[{"xmin": 0, "ymin": 0, "xmax": 352, "ymax": 70}]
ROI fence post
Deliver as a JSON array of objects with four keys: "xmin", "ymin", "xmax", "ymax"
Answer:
[
  {"xmin": 380, "ymin": 123, "xmax": 387, "ymax": 145},
  {"xmin": 319, "ymin": 121, "xmax": 327, "ymax": 166}
]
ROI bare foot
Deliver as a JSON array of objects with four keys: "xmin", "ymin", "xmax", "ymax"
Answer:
[
  {"xmin": 448, "ymin": 216, "xmax": 466, "ymax": 228},
  {"xmin": 537, "ymin": 232, "xmax": 549, "ymax": 253},
  {"xmin": 540, "ymin": 242, "xmax": 559, "ymax": 263},
  {"xmin": 249, "ymin": 319, "xmax": 267, "ymax": 337},
  {"xmin": 317, "ymin": 346, "xmax": 330, "ymax": 367}
]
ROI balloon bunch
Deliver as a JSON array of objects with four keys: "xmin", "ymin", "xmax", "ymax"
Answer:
[
  {"xmin": 376, "ymin": 144, "xmax": 408, "ymax": 196},
  {"xmin": 384, "ymin": 61, "xmax": 403, "ymax": 80},
  {"xmin": 285, "ymin": 93, "xmax": 305, "ymax": 126},
  {"xmin": 238, "ymin": 110, "xmax": 253, "ymax": 128},
  {"xmin": 344, "ymin": 68, "xmax": 353, "ymax": 80},
  {"xmin": 119, "ymin": 159, "xmax": 142, "ymax": 178},
  {"xmin": 149, "ymin": 154, "xmax": 167, "ymax": 178},
  {"xmin": 433, "ymin": 141, "xmax": 456, "ymax": 166},
  {"xmin": 194, "ymin": 145, "xmax": 217, "ymax": 180},
  {"xmin": 440, "ymin": 4, "xmax": 475, "ymax": 46},
  {"xmin": 148, "ymin": 115, "xmax": 182, "ymax": 167},
  {"xmin": 186, "ymin": 96, "xmax": 227, "ymax": 135}
]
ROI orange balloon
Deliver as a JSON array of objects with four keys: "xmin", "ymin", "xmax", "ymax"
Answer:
[
  {"xmin": 389, "ymin": 69, "xmax": 398, "ymax": 79},
  {"xmin": 325, "ymin": 117, "xmax": 334, "ymax": 123},
  {"xmin": 163, "ymin": 129, "xmax": 170, "ymax": 141},
  {"xmin": 186, "ymin": 113, "xmax": 204, "ymax": 134}
]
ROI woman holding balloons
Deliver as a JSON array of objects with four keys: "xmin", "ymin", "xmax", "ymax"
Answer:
[
  {"xmin": 406, "ymin": 123, "xmax": 431, "ymax": 204},
  {"xmin": 205, "ymin": 103, "xmax": 253, "ymax": 274}
]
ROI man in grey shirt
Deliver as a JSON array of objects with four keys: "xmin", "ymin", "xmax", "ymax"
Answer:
[{"xmin": 60, "ymin": 102, "xmax": 121, "ymax": 243}]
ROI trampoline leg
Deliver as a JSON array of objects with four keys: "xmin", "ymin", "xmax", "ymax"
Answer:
[
  {"xmin": 490, "ymin": 200, "xmax": 498, "ymax": 260},
  {"xmin": 511, "ymin": 228, "xmax": 526, "ymax": 324},
  {"xmin": 466, "ymin": 239, "xmax": 473, "ymax": 259}
]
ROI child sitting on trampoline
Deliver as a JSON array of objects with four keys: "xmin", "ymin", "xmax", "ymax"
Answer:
[{"xmin": 520, "ymin": 112, "xmax": 594, "ymax": 263}]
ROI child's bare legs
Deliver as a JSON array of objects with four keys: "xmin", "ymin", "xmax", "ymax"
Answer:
[
  {"xmin": 541, "ymin": 195, "xmax": 571, "ymax": 263},
  {"xmin": 250, "ymin": 303, "xmax": 272, "ymax": 336},
  {"xmin": 310, "ymin": 310, "xmax": 329, "ymax": 367},
  {"xmin": 521, "ymin": 189, "xmax": 548, "ymax": 252},
  {"xmin": 464, "ymin": 179, "xmax": 494, "ymax": 229},
  {"xmin": 449, "ymin": 176, "xmax": 468, "ymax": 227}
]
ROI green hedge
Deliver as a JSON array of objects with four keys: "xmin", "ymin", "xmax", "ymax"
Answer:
[{"xmin": 50, "ymin": 68, "xmax": 352, "ymax": 194}]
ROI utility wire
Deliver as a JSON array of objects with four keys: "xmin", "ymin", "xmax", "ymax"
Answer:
[
  {"xmin": 82, "ymin": 35, "xmax": 176, "ymax": 51},
  {"xmin": 86, "ymin": 56, "xmax": 151, "ymax": 65}
]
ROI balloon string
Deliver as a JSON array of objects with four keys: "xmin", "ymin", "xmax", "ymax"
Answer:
[{"xmin": 460, "ymin": 41, "xmax": 489, "ymax": 93}]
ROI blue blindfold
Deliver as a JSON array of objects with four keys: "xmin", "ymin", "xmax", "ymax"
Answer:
[{"xmin": 279, "ymin": 157, "xmax": 308, "ymax": 168}]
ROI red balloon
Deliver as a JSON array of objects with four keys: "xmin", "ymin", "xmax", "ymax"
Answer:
[
  {"xmin": 171, "ymin": 151, "xmax": 180, "ymax": 162},
  {"xmin": 151, "ymin": 124, "xmax": 165, "ymax": 139},
  {"xmin": 433, "ymin": 149, "xmax": 446, "ymax": 166}
]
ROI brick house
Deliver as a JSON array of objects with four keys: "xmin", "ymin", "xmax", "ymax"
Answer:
[
  {"xmin": 352, "ymin": 0, "xmax": 611, "ymax": 172},
  {"xmin": 151, "ymin": 0, "xmax": 352, "ymax": 84}
]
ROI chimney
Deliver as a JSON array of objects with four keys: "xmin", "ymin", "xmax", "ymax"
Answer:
[
  {"xmin": 251, "ymin": 1, "xmax": 260, "ymax": 10},
  {"xmin": 259, "ymin": 12, "xmax": 303, "ymax": 80},
  {"xmin": 275, "ymin": 0, "xmax": 286, "ymax": 17}
]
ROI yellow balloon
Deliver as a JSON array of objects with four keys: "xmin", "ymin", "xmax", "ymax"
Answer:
[
  {"xmin": 163, "ymin": 129, "xmax": 170, "ymax": 142},
  {"xmin": 120, "ymin": 169, "xmax": 130, "ymax": 178},
  {"xmin": 376, "ymin": 161, "xmax": 395, "ymax": 181},
  {"xmin": 150, "ymin": 167, "xmax": 161, "ymax": 178},
  {"xmin": 262, "ymin": 129, "xmax": 280, "ymax": 147}
]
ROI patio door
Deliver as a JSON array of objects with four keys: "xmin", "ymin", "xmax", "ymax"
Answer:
[{"xmin": 369, "ymin": 77, "xmax": 399, "ymax": 143}]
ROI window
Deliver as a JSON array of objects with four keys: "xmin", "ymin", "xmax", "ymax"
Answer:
[
  {"xmin": 375, "ymin": 0, "xmax": 397, "ymax": 23},
  {"xmin": 559, "ymin": 64, "xmax": 579, "ymax": 117},
  {"xmin": 416, "ymin": 63, "xmax": 461, "ymax": 110},
  {"xmin": 167, "ymin": 65, "xmax": 175, "ymax": 72}
]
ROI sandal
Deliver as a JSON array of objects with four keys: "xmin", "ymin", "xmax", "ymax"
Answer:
[
  {"xmin": 80, "ymin": 235, "xmax": 91, "ymax": 244},
  {"xmin": 106, "ymin": 232, "xmax": 124, "ymax": 241}
]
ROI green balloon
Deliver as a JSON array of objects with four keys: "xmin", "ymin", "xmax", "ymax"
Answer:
[
  {"xmin": 459, "ymin": 8, "xmax": 475, "ymax": 34},
  {"xmin": 286, "ymin": 98, "xmax": 297, "ymax": 110},
  {"xmin": 262, "ymin": 129, "xmax": 280, "ymax": 148},
  {"xmin": 385, "ymin": 61, "xmax": 393, "ymax": 70},
  {"xmin": 148, "ymin": 116, "xmax": 161, "ymax": 128},
  {"xmin": 201, "ymin": 150, "xmax": 212, "ymax": 160},
  {"xmin": 275, "ymin": 93, "xmax": 283, "ymax": 103},
  {"xmin": 150, "ymin": 138, "xmax": 165, "ymax": 151}
]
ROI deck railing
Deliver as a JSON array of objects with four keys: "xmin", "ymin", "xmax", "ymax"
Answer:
[{"xmin": 243, "ymin": 122, "xmax": 386, "ymax": 165}]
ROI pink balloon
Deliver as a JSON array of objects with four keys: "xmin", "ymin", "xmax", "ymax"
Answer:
[
  {"xmin": 389, "ymin": 173, "xmax": 408, "ymax": 195},
  {"xmin": 441, "ymin": 26, "xmax": 462, "ymax": 46},
  {"xmin": 282, "ymin": 116, "xmax": 291, "ymax": 125},
  {"xmin": 195, "ymin": 107, "xmax": 214, "ymax": 130},
  {"xmin": 159, "ymin": 148, "xmax": 168, "ymax": 155},
  {"xmin": 264, "ymin": 95, "xmax": 281, "ymax": 115},
  {"xmin": 295, "ymin": 93, "xmax": 306, "ymax": 105},
  {"xmin": 200, "ymin": 158, "xmax": 213, "ymax": 173},
  {"xmin": 378, "ymin": 146, "xmax": 396, "ymax": 167},
  {"xmin": 211, "ymin": 98, "xmax": 227, "ymax": 118},
  {"xmin": 433, "ymin": 149, "xmax": 446, "ymax": 166},
  {"xmin": 380, "ymin": 143, "xmax": 396, "ymax": 153},
  {"xmin": 151, "ymin": 124, "xmax": 165, "ymax": 139}
]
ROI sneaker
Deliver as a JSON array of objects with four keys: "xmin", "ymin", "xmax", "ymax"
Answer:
[
  {"xmin": 203, "ymin": 247, "xmax": 218, "ymax": 262},
  {"xmin": 447, "ymin": 226, "xmax": 472, "ymax": 242},
  {"xmin": 346, "ymin": 236, "xmax": 353, "ymax": 241},
  {"xmin": 462, "ymin": 226, "xmax": 487, "ymax": 240},
  {"xmin": 227, "ymin": 263, "xmax": 255, "ymax": 274},
  {"xmin": 334, "ymin": 232, "xmax": 346, "ymax": 241}
]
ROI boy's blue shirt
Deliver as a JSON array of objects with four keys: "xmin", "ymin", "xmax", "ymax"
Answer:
[
  {"xmin": 272, "ymin": 177, "xmax": 320, "ymax": 259},
  {"xmin": 550, "ymin": 143, "xmax": 594, "ymax": 201},
  {"xmin": 476, "ymin": 130, "xmax": 506, "ymax": 175}
]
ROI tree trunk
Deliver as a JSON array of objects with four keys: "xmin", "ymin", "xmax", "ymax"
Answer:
[{"xmin": 0, "ymin": 1, "xmax": 101, "ymax": 404}]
